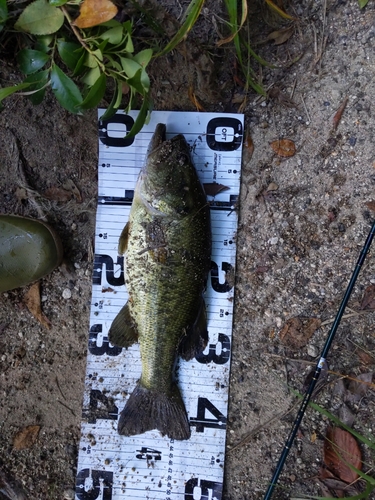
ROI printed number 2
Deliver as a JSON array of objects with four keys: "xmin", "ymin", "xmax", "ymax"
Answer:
[
  {"xmin": 190, "ymin": 397, "xmax": 226, "ymax": 432},
  {"xmin": 93, "ymin": 255, "xmax": 124, "ymax": 287},
  {"xmin": 185, "ymin": 478, "xmax": 222, "ymax": 500}
]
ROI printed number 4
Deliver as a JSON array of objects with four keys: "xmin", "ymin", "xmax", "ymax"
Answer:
[{"xmin": 190, "ymin": 397, "xmax": 226, "ymax": 432}]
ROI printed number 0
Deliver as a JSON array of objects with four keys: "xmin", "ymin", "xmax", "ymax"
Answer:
[{"xmin": 98, "ymin": 114, "xmax": 135, "ymax": 148}]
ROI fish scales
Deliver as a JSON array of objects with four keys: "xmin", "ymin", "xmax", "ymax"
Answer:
[
  {"xmin": 109, "ymin": 123, "xmax": 211, "ymax": 440},
  {"xmin": 128, "ymin": 210, "xmax": 210, "ymax": 391}
]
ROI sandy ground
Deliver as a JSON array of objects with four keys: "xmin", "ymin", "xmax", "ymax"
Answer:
[{"xmin": 1, "ymin": 0, "xmax": 375, "ymax": 499}]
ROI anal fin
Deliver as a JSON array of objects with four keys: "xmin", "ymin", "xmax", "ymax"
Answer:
[
  {"xmin": 179, "ymin": 298, "xmax": 208, "ymax": 361},
  {"xmin": 108, "ymin": 302, "xmax": 138, "ymax": 348}
]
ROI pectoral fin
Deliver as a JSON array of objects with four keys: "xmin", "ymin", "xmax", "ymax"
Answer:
[
  {"xmin": 118, "ymin": 222, "xmax": 130, "ymax": 255},
  {"xmin": 179, "ymin": 298, "xmax": 208, "ymax": 361},
  {"xmin": 108, "ymin": 302, "xmax": 138, "ymax": 348}
]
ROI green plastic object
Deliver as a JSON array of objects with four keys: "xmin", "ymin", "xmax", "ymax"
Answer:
[{"xmin": 0, "ymin": 215, "xmax": 63, "ymax": 292}]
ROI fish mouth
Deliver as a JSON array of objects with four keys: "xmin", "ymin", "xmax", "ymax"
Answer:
[
  {"xmin": 147, "ymin": 124, "xmax": 189, "ymax": 158},
  {"xmin": 147, "ymin": 123, "xmax": 167, "ymax": 155}
]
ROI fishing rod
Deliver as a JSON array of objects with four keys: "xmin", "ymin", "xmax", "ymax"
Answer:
[{"xmin": 263, "ymin": 219, "xmax": 375, "ymax": 500}]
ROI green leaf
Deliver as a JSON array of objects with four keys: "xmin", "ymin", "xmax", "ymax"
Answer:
[
  {"xmin": 73, "ymin": 50, "xmax": 86, "ymax": 76},
  {"xmin": 133, "ymin": 48, "xmax": 153, "ymax": 68},
  {"xmin": 124, "ymin": 94, "xmax": 152, "ymax": 139},
  {"xmin": 358, "ymin": 0, "xmax": 369, "ymax": 6},
  {"xmin": 292, "ymin": 389, "xmax": 375, "ymax": 449},
  {"xmin": 127, "ymin": 67, "xmax": 149, "ymax": 95},
  {"xmin": 81, "ymin": 66, "xmax": 101, "ymax": 86},
  {"xmin": 0, "ymin": 0, "xmax": 8, "ymax": 31},
  {"xmin": 155, "ymin": 0, "xmax": 205, "ymax": 57},
  {"xmin": 17, "ymin": 49, "xmax": 49, "ymax": 74},
  {"xmin": 99, "ymin": 78, "xmax": 121, "ymax": 120},
  {"xmin": 93, "ymin": 49, "xmax": 103, "ymax": 62},
  {"xmin": 124, "ymin": 33, "xmax": 134, "ymax": 53},
  {"xmin": 34, "ymin": 34, "xmax": 54, "ymax": 53},
  {"xmin": 105, "ymin": 55, "xmax": 122, "ymax": 72},
  {"xmin": 49, "ymin": 0, "xmax": 68, "ymax": 5},
  {"xmin": 50, "ymin": 64, "xmax": 83, "ymax": 113},
  {"xmin": 100, "ymin": 20, "xmax": 121, "ymax": 28},
  {"xmin": 120, "ymin": 57, "xmax": 141, "ymax": 78},
  {"xmin": 57, "ymin": 41, "xmax": 83, "ymax": 71},
  {"xmin": 14, "ymin": 0, "xmax": 64, "ymax": 35},
  {"xmin": 24, "ymin": 69, "xmax": 50, "ymax": 104},
  {"xmin": 84, "ymin": 52, "xmax": 98, "ymax": 69},
  {"xmin": 133, "ymin": 49, "xmax": 153, "ymax": 68},
  {"xmin": 101, "ymin": 25, "xmax": 123, "ymax": 44},
  {"xmin": 140, "ymin": 70, "xmax": 150, "ymax": 91},
  {"xmin": 96, "ymin": 38, "xmax": 109, "ymax": 53},
  {"xmin": 81, "ymin": 73, "xmax": 106, "ymax": 109},
  {"xmin": 113, "ymin": 79, "xmax": 123, "ymax": 108},
  {"xmin": 126, "ymin": 68, "xmax": 144, "ymax": 94},
  {"xmin": 0, "ymin": 82, "xmax": 31, "ymax": 102}
]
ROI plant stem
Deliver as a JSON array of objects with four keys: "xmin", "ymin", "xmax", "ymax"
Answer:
[{"xmin": 61, "ymin": 6, "xmax": 90, "ymax": 51}]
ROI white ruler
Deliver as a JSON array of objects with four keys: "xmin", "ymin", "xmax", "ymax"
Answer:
[{"xmin": 75, "ymin": 110, "xmax": 244, "ymax": 500}]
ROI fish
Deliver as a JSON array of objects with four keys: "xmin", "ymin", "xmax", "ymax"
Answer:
[{"xmin": 109, "ymin": 123, "xmax": 211, "ymax": 440}]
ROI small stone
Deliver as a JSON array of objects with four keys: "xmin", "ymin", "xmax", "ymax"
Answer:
[
  {"xmin": 62, "ymin": 288, "xmax": 72, "ymax": 299},
  {"xmin": 307, "ymin": 344, "xmax": 318, "ymax": 357},
  {"xmin": 266, "ymin": 182, "xmax": 279, "ymax": 191},
  {"xmin": 63, "ymin": 488, "xmax": 75, "ymax": 500},
  {"xmin": 269, "ymin": 237, "xmax": 279, "ymax": 245}
]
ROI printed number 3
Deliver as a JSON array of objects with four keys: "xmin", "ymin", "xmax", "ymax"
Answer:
[{"xmin": 195, "ymin": 333, "xmax": 230, "ymax": 365}]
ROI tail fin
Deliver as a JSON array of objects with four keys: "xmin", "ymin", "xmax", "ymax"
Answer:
[{"xmin": 118, "ymin": 382, "xmax": 191, "ymax": 440}]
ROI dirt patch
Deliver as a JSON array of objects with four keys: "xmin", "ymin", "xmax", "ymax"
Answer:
[{"xmin": 1, "ymin": 1, "xmax": 375, "ymax": 499}]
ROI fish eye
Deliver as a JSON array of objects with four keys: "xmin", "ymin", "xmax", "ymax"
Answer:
[{"xmin": 176, "ymin": 153, "xmax": 189, "ymax": 165}]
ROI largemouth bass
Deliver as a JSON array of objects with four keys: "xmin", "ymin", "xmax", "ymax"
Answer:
[{"xmin": 109, "ymin": 124, "xmax": 211, "ymax": 440}]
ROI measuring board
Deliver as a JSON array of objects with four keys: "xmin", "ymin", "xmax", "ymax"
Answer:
[{"xmin": 75, "ymin": 110, "xmax": 244, "ymax": 500}]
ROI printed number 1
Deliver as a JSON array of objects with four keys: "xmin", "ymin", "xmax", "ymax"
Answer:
[{"xmin": 89, "ymin": 324, "xmax": 122, "ymax": 356}]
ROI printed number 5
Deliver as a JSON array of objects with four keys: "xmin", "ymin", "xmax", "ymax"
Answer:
[
  {"xmin": 185, "ymin": 478, "xmax": 222, "ymax": 500},
  {"xmin": 210, "ymin": 261, "xmax": 233, "ymax": 293}
]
